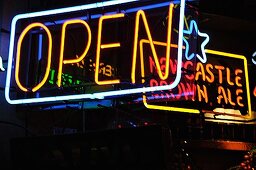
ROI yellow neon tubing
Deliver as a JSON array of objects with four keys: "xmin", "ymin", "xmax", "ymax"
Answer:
[
  {"xmin": 205, "ymin": 49, "xmax": 251, "ymax": 118},
  {"xmin": 143, "ymin": 95, "xmax": 200, "ymax": 114},
  {"xmin": 142, "ymin": 49, "xmax": 251, "ymax": 116},
  {"xmin": 15, "ymin": 22, "xmax": 52, "ymax": 92},
  {"xmin": 95, "ymin": 13, "xmax": 124, "ymax": 85},
  {"xmin": 131, "ymin": 3, "xmax": 174, "ymax": 83},
  {"xmin": 139, "ymin": 39, "xmax": 183, "ymax": 83},
  {"xmin": 226, "ymin": 68, "xmax": 234, "ymax": 86},
  {"xmin": 58, "ymin": 19, "xmax": 92, "ymax": 87},
  {"xmin": 139, "ymin": 39, "xmax": 199, "ymax": 114}
]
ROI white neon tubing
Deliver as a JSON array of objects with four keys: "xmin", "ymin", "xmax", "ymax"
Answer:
[
  {"xmin": 5, "ymin": 0, "xmax": 137, "ymax": 104},
  {"xmin": 252, "ymin": 51, "xmax": 256, "ymax": 65},
  {"xmin": 5, "ymin": 0, "xmax": 185, "ymax": 104},
  {"xmin": 45, "ymin": 2, "xmax": 172, "ymax": 27},
  {"xmin": 174, "ymin": 0, "xmax": 185, "ymax": 94},
  {"xmin": 0, "ymin": 56, "xmax": 5, "ymax": 72}
]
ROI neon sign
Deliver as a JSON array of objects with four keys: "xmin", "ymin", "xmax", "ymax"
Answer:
[
  {"xmin": 5, "ymin": 0, "xmax": 186, "ymax": 104},
  {"xmin": 0, "ymin": 56, "xmax": 5, "ymax": 72},
  {"xmin": 142, "ymin": 49, "xmax": 251, "ymax": 117},
  {"xmin": 183, "ymin": 20, "xmax": 209, "ymax": 63},
  {"xmin": 134, "ymin": 16, "xmax": 251, "ymax": 117}
]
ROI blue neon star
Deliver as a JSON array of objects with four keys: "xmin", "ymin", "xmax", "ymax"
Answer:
[{"xmin": 183, "ymin": 20, "xmax": 209, "ymax": 63}]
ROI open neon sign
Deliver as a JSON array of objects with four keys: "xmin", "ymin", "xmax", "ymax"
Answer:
[{"xmin": 5, "ymin": 0, "xmax": 186, "ymax": 104}]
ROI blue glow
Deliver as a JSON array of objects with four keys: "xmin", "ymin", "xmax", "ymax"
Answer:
[
  {"xmin": 21, "ymin": 0, "xmax": 137, "ymax": 19},
  {"xmin": 35, "ymin": 34, "xmax": 43, "ymax": 98},
  {"xmin": 134, "ymin": 91, "xmax": 194, "ymax": 102},
  {"xmin": 5, "ymin": 0, "xmax": 137, "ymax": 104},
  {"xmin": 37, "ymin": 34, "xmax": 43, "ymax": 60},
  {"xmin": 124, "ymin": 2, "xmax": 170, "ymax": 13},
  {"xmin": 44, "ymin": 2, "xmax": 178, "ymax": 27},
  {"xmin": 45, "ymin": 14, "xmax": 103, "ymax": 26},
  {"xmin": 183, "ymin": 20, "xmax": 209, "ymax": 63},
  {"xmin": 5, "ymin": 0, "xmax": 186, "ymax": 104},
  {"xmin": 43, "ymin": 0, "xmax": 196, "ymax": 27},
  {"xmin": 43, "ymin": 104, "xmax": 81, "ymax": 110},
  {"xmin": 128, "ymin": 121, "xmax": 137, "ymax": 127},
  {"xmin": 83, "ymin": 100, "xmax": 112, "ymax": 109}
]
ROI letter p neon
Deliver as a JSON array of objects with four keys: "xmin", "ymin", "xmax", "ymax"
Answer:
[{"xmin": 57, "ymin": 19, "xmax": 92, "ymax": 87}]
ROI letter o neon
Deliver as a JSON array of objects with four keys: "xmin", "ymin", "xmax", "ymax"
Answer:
[{"xmin": 15, "ymin": 23, "xmax": 52, "ymax": 92}]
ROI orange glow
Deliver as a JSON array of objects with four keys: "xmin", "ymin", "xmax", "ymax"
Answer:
[
  {"xmin": 204, "ymin": 49, "xmax": 250, "ymax": 117},
  {"xmin": 195, "ymin": 62, "xmax": 205, "ymax": 81},
  {"xmin": 139, "ymin": 40, "xmax": 146, "ymax": 84},
  {"xmin": 217, "ymin": 87, "xmax": 236, "ymax": 106},
  {"xmin": 140, "ymin": 39, "xmax": 198, "ymax": 114},
  {"xmin": 228, "ymin": 89, "xmax": 236, "ymax": 106},
  {"xmin": 15, "ymin": 22, "xmax": 52, "ymax": 92},
  {"xmin": 131, "ymin": 3, "xmax": 174, "ymax": 83},
  {"xmin": 140, "ymin": 39, "xmax": 193, "ymax": 113},
  {"xmin": 183, "ymin": 61, "xmax": 194, "ymax": 80},
  {"xmin": 235, "ymin": 69, "xmax": 243, "ymax": 87},
  {"xmin": 205, "ymin": 64, "xmax": 214, "ymax": 83},
  {"xmin": 226, "ymin": 67, "xmax": 234, "ymax": 86},
  {"xmin": 214, "ymin": 65, "xmax": 224, "ymax": 84},
  {"xmin": 197, "ymin": 85, "xmax": 208, "ymax": 103},
  {"xmin": 144, "ymin": 49, "xmax": 251, "ymax": 116},
  {"xmin": 218, "ymin": 86, "xmax": 228, "ymax": 104},
  {"xmin": 228, "ymin": 89, "xmax": 237, "ymax": 106},
  {"xmin": 95, "ymin": 13, "xmax": 124, "ymax": 85},
  {"xmin": 205, "ymin": 49, "xmax": 250, "ymax": 116},
  {"xmin": 236, "ymin": 89, "xmax": 244, "ymax": 107},
  {"xmin": 254, "ymin": 86, "xmax": 256, "ymax": 97},
  {"xmin": 58, "ymin": 19, "xmax": 91, "ymax": 87}
]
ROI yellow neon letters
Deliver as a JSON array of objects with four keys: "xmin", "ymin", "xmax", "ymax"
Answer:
[
  {"xmin": 57, "ymin": 19, "xmax": 92, "ymax": 87},
  {"xmin": 16, "ymin": 4, "xmax": 176, "ymax": 90},
  {"xmin": 15, "ymin": 23, "xmax": 52, "ymax": 92},
  {"xmin": 95, "ymin": 13, "xmax": 124, "ymax": 85},
  {"xmin": 131, "ymin": 3, "xmax": 174, "ymax": 83}
]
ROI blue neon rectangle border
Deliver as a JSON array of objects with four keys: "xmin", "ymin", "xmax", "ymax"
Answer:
[{"xmin": 5, "ymin": 0, "xmax": 185, "ymax": 104}]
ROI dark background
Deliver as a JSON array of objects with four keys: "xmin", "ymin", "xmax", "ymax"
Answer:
[{"xmin": 0, "ymin": 0, "xmax": 256, "ymax": 169}]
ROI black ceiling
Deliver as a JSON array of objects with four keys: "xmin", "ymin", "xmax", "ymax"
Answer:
[{"xmin": 199, "ymin": 0, "xmax": 256, "ymax": 21}]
